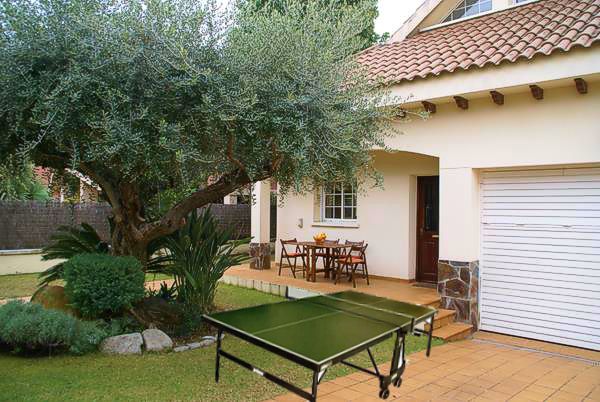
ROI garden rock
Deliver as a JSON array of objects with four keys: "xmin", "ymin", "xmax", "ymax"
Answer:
[
  {"xmin": 131, "ymin": 296, "xmax": 183, "ymax": 334},
  {"xmin": 142, "ymin": 329, "xmax": 173, "ymax": 352},
  {"xmin": 173, "ymin": 345, "xmax": 190, "ymax": 353},
  {"xmin": 100, "ymin": 333, "xmax": 143, "ymax": 355}
]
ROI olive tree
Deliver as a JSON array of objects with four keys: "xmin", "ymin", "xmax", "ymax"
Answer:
[{"xmin": 0, "ymin": 0, "xmax": 394, "ymax": 262}]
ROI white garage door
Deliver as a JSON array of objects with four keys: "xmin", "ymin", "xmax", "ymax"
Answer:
[{"xmin": 480, "ymin": 168, "xmax": 600, "ymax": 351}]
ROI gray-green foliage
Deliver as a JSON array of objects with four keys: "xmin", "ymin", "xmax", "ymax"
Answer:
[
  {"xmin": 0, "ymin": 300, "xmax": 106, "ymax": 355},
  {"xmin": 0, "ymin": 0, "xmax": 395, "ymax": 255},
  {"xmin": 249, "ymin": 0, "xmax": 382, "ymax": 50}
]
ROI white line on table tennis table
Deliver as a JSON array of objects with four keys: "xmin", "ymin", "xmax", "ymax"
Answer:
[{"xmin": 314, "ymin": 293, "xmax": 419, "ymax": 320}]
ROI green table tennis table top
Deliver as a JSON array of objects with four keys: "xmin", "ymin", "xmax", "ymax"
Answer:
[{"xmin": 204, "ymin": 291, "xmax": 435, "ymax": 366}]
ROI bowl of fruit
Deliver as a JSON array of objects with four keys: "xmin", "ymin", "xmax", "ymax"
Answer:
[{"xmin": 313, "ymin": 232, "xmax": 327, "ymax": 244}]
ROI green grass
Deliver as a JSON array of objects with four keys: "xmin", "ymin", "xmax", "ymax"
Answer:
[
  {"xmin": 0, "ymin": 284, "xmax": 442, "ymax": 402},
  {"xmin": 0, "ymin": 273, "xmax": 172, "ymax": 300}
]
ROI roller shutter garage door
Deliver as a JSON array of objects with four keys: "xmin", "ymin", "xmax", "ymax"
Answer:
[{"xmin": 480, "ymin": 168, "xmax": 600, "ymax": 351}]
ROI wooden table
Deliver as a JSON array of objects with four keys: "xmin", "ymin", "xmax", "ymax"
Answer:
[{"xmin": 292, "ymin": 241, "xmax": 351, "ymax": 282}]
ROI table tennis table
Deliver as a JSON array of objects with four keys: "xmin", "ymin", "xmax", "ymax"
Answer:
[{"xmin": 203, "ymin": 291, "xmax": 436, "ymax": 401}]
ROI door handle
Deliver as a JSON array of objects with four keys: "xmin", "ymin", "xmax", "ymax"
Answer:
[{"xmin": 432, "ymin": 235, "xmax": 439, "ymax": 238}]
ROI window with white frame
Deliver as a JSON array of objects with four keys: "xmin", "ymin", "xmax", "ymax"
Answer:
[
  {"xmin": 322, "ymin": 182, "xmax": 357, "ymax": 221},
  {"xmin": 442, "ymin": 0, "xmax": 492, "ymax": 23}
]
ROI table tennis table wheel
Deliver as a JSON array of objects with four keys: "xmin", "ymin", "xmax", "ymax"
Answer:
[
  {"xmin": 393, "ymin": 377, "xmax": 402, "ymax": 387},
  {"xmin": 378, "ymin": 388, "xmax": 390, "ymax": 399}
]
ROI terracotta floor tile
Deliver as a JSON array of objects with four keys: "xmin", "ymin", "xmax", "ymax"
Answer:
[
  {"xmin": 317, "ymin": 395, "xmax": 347, "ymax": 402},
  {"xmin": 509, "ymin": 390, "xmax": 548, "ymax": 401},
  {"xmin": 328, "ymin": 387, "xmax": 365, "ymax": 400},
  {"xmin": 468, "ymin": 377, "xmax": 502, "ymax": 389},
  {"xmin": 260, "ymin": 337, "xmax": 596, "ymax": 402},
  {"xmin": 491, "ymin": 379, "xmax": 530, "ymax": 396},
  {"xmin": 345, "ymin": 371, "xmax": 372, "ymax": 383},
  {"xmin": 561, "ymin": 378, "xmax": 597, "ymax": 396},
  {"xmin": 317, "ymin": 381, "xmax": 344, "ymax": 395},
  {"xmin": 548, "ymin": 389, "xmax": 587, "ymax": 401},
  {"xmin": 587, "ymin": 386, "xmax": 600, "ymax": 400},
  {"xmin": 433, "ymin": 377, "xmax": 462, "ymax": 390},
  {"xmin": 522, "ymin": 384, "xmax": 555, "ymax": 398},
  {"xmin": 349, "ymin": 381, "xmax": 379, "ymax": 395},
  {"xmin": 457, "ymin": 383, "xmax": 487, "ymax": 396},
  {"xmin": 533, "ymin": 375, "xmax": 573, "ymax": 389},
  {"xmin": 447, "ymin": 372, "xmax": 475, "ymax": 384},
  {"xmin": 273, "ymin": 394, "xmax": 305, "ymax": 402},
  {"xmin": 442, "ymin": 389, "xmax": 479, "ymax": 401},
  {"xmin": 474, "ymin": 389, "xmax": 512, "ymax": 401},
  {"xmin": 330, "ymin": 376, "xmax": 358, "ymax": 387}
]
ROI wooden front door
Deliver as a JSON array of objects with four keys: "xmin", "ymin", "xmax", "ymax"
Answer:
[{"xmin": 416, "ymin": 176, "xmax": 439, "ymax": 283}]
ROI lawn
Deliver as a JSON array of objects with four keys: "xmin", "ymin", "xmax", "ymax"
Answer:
[
  {"xmin": 0, "ymin": 272, "xmax": 172, "ymax": 300},
  {"xmin": 0, "ymin": 284, "xmax": 442, "ymax": 402}
]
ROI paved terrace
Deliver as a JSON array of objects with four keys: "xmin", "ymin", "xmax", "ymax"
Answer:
[
  {"xmin": 266, "ymin": 333, "xmax": 600, "ymax": 402},
  {"xmin": 224, "ymin": 263, "xmax": 440, "ymax": 307}
]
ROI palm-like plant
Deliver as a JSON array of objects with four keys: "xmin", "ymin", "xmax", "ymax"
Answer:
[
  {"xmin": 147, "ymin": 209, "xmax": 249, "ymax": 314},
  {"xmin": 38, "ymin": 223, "xmax": 110, "ymax": 288}
]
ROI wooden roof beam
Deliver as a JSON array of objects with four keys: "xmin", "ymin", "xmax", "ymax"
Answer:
[
  {"xmin": 421, "ymin": 101, "xmax": 437, "ymax": 114},
  {"xmin": 490, "ymin": 90, "xmax": 504, "ymax": 105},
  {"xmin": 529, "ymin": 84, "xmax": 544, "ymax": 100},
  {"xmin": 574, "ymin": 78, "xmax": 588, "ymax": 94},
  {"xmin": 453, "ymin": 96, "xmax": 468, "ymax": 110}
]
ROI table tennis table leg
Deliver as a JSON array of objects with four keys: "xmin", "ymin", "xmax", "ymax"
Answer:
[
  {"xmin": 215, "ymin": 329, "xmax": 223, "ymax": 383},
  {"xmin": 388, "ymin": 331, "xmax": 406, "ymax": 389},
  {"xmin": 426, "ymin": 316, "xmax": 434, "ymax": 357},
  {"xmin": 310, "ymin": 370, "xmax": 319, "ymax": 402}
]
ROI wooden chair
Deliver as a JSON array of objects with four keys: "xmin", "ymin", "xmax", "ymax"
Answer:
[
  {"xmin": 336, "ymin": 242, "xmax": 369, "ymax": 288},
  {"xmin": 314, "ymin": 239, "xmax": 339, "ymax": 275},
  {"xmin": 279, "ymin": 239, "xmax": 307, "ymax": 278}
]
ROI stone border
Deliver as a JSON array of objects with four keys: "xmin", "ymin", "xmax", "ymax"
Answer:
[
  {"xmin": 0, "ymin": 249, "xmax": 42, "ymax": 255},
  {"xmin": 220, "ymin": 274, "xmax": 288, "ymax": 298}
]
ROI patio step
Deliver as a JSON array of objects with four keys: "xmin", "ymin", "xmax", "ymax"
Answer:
[
  {"xmin": 427, "ymin": 299, "xmax": 441, "ymax": 309},
  {"xmin": 432, "ymin": 322, "xmax": 473, "ymax": 342},
  {"xmin": 425, "ymin": 309, "xmax": 455, "ymax": 331}
]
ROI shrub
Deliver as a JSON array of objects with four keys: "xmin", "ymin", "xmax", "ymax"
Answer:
[
  {"xmin": 38, "ymin": 223, "xmax": 110, "ymax": 290},
  {"xmin": 63, "ymin": 254, "xmax": 145, "ymax": 319},
  {"xmin": 147, "ymin": 209, "xmax": 250, "ymax": 315},
  {"xmin": 0, "ymin": 301, "xmax": 105, "ymax": 355}
]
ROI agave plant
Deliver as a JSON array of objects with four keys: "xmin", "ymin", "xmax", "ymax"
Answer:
[
  {"xmin": 38, "ymin": 223, "xmax": 110, "ymax": 288},
  {"xmin": 147, "ymin": 208, "xmax": 249, "ymax": 314}
]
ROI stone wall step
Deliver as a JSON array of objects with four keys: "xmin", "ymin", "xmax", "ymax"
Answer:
[
  {"xmin": 425, "ymin": 309, "xmax": 456, "ymax": 331},
  {"xmin": 432, "ymin": 322, "xmax": 473, "ymax": 342}
]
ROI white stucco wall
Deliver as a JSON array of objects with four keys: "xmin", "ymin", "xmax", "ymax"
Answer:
[
  {"xmin": 387, "ymin": 84, "xmax": 600, "ymax": 263},
  {"xmin": 277, "ymin": 152, "xmax": 438, "ymax": 279},
  {"xmin": 276, "ymin": 81, "xmax": 600, "ymax": 280}
]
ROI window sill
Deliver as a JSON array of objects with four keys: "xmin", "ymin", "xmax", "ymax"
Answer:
[{"xmin": 311, "ymin": 221, "xmax": 360, "ymax": 229}]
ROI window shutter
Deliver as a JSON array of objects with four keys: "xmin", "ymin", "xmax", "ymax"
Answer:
[{"xmin": 313, "ymin": 190, "xmax": 322, "ymax": 222}]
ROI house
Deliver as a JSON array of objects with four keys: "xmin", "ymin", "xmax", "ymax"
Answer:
[
  {"xmin": 34, "ymin": 167, "xmax": 101, "ymax": 202},
  {"xmin": 248, "ymin": 0, "xmax": 600, "ymax": 351}
]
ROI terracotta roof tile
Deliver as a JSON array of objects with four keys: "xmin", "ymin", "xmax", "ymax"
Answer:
[{"xmin": 358, "ymin": 0, "xmax": 600, "ymax": 85}]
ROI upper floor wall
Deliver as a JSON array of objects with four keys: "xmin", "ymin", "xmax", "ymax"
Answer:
[{"xmin": 383, "ymin": 81, "xmax": 600, "ymax": 169}]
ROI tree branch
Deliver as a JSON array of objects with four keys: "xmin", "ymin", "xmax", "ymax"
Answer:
[
  {"xmin": 226, "ymin": 133, "xmax": 246, "ymax": 172},
  {"xmin": 140, "ymin": 168, "xmax": 270, "ymax": 242}
]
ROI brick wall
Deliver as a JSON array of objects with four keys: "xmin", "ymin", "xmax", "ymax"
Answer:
[{"xmin": 0, "ymin": 202, "xmax": 253, "ymax": 250}]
